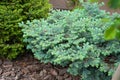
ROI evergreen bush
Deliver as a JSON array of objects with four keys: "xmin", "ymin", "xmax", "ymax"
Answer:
[
  {"xmin": 0, "ymin": 0, "xmax": 51, "ymax": 59},
  {"xmin": 20, "ymin": 2, "xmax": 120, "ymax": 80}
]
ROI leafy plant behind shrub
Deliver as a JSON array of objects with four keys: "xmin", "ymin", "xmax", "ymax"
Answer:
[
  {"xmin": 108, "ymin": 0, "xmax": 120, "ymax": 9},
  {"xmin": 104, "ymin": 17, "xmax": 120, "ymax": 40},
  {"xmin": 20, "ymin": 2, "xmax": 120, "ymax": 80},
  {"xmin": 85, "ymin": 0, "xmax": 120, "ymax": 9},
  {"xmin": 0, "ymin": 0, "xmax": 51, "ymax": 59}
]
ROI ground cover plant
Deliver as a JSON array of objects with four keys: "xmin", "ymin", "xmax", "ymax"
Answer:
[
  {"xmin": 0, "ymin": 0, "xmax": 51, "ymax": 59},
  {"xmin": 20, "ymin": 2, "xmax": 120, "ymax": 80}
]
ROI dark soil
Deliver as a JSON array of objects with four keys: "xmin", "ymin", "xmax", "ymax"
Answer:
[{"xmin": 0, "ymin": 54, "xmax": 81, "ymax": 80}]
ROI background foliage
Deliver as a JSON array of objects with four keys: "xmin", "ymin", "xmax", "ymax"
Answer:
[
  {"xmin": 20, "ymin": 2, "xmax": 120, "ymax": 80},
  {"xmin": 108, "ymin": 0, "xmax": 120, "ymax": 9},
  {"xmin": 0, "ymin": 0, "xmax": 51, "ymax": 59},
  {"xmin": 104, "ymin": 17, "xmax": 120, "ymax": 40},
  {"xmin": 71, "ymin": 0, "xmax": 120, "ymax": 9}
]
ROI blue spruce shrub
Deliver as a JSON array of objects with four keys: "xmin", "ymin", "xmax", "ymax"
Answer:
[{"xmin": 20, "ymin": 2, "xmax": 120, "ymax": 80}]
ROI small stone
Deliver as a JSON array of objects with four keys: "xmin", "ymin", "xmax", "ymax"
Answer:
[
  {"xmin": 27, "ymin": 65, "xmax": 39, "ymax": 72},
  {"xmin": 43, "ymin": 75, "xmax": 51, "ymax": 80},
  {"xmin": 56, "ymin": 76, "xmax": 63, "ymax": 80},
  {"xmin": 32, "ymin": 73, "xmax": 41, "ymax": 79},
  {"xmin": 15, "ymin": 72, "xmax": 22, "ymax": 80},
  {"xmin": 65, "ymin": 77, "xmax": 72, "ymax": 80},
  {"xmin": 64, "ymin": 74, "xmax": 69, "ymax": 78},
  {"xmin": 14, "ymin": 66, "xmax": 21, "ymax": 72},
  {"xmin": 2, "ymin": 72, "xmax": 11, "ymax": 77},
  {"xmin": 0, "ymin": 68, "xmax": 3, "ymax": 74},
  {"xmin": 4, "ymin": 77, "xmax": 13, "ymax": 80},
  {"xmin": 50, "ymin": 69, "xmax": 58, "ymax": 76},
  {"xmin": 58, "ymin": 69, "xmax": 67, "ymax": 75},
  {"xmin": 43, "ymin": 69, "xmax": 47, "ymax": 74},
  {"xmin": 4, "ymin": 67, "xmax": 12, "ymax": 72},
  {"xmin": 2, "ymin": 60, "xmax": 13, "ymax": 68},
  {"xmin": 21, "ymin": 78, "xmax": 29, "ymax": 80},
  {"xmin": 11, "ymin": 72, "xmax": 16, "ymax": 77},
  {"xmin": 21, "ymin": 68, "xmax": 29, "ymax": 75},
  {"xmin": 30, "ymin": 77, "xmax": 36, "ymax": 80},
  {"xmin": 39, "ymin": 69, "xmax": 47, "ymax": 76},
  {"xmin": 15, "ymin": 76, "xmax": 19, "ymax": 80},
  {"xmin": 39, "ymin": 71, "xmax": 44, "ymax": 77}
]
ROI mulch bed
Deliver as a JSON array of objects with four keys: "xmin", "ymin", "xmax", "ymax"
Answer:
[{"xmin": 0, "ymin": 53, "xmax": 81, "ymax": 80}]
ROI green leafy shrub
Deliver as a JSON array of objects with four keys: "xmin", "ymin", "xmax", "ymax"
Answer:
[
  {"xmin": 20, "ymin": 2, "xmax": 120, "ymax": 80},
  {"xmin": 104, "ymin": 17, "xmax": 120, "ymax": 40},
  {"xmin": 0, "ymin": 0, "xmax": 51, "ymax": 59},
  {"xmin": 108, "ymin": 0, "xmax": 120, "ymax": 9}
]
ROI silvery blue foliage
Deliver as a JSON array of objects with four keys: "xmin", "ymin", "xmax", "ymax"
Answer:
[{"xmin": 19, "ymin": 2, "xmax": 120, "ymax": 80}]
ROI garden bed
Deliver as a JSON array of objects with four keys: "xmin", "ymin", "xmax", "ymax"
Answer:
[{"xmin": 0, "ymin": 53, "xmax": 81, "ymax": 80}]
